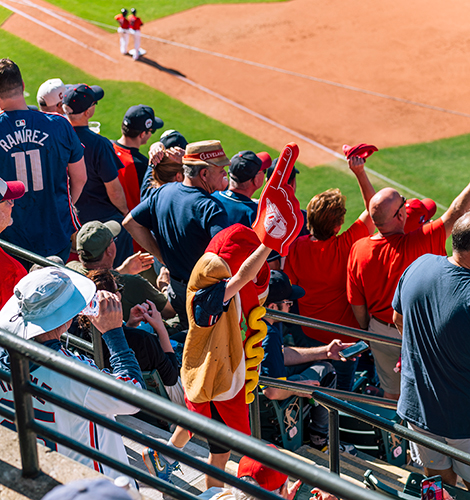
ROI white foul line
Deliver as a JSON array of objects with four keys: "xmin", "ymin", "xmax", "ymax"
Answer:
[
  {"xmin": 5, "ymin": 0, "xmax": 100, "ymax": 37},
  {"xmin": 177, "ymin": 75, "xmax": 448, "ymax": 209}
]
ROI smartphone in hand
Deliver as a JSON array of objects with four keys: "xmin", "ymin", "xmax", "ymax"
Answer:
[
  {"xmin": 339, "ymin": 340, "xmax": 369, "ymax": 361},
  {"xmin": 421, "ymin": 475, "xmax": 443, "ymax": 500}
]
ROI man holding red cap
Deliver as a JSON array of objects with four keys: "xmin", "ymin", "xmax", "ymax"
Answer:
[
  {"xmin": 0, "ymin": 177, "xmax": 27, "ymax": 308},
  {"xmin": 347, "ymin": 181, "xmax": 470, "ymax": 400},
  {"xmin": 213, "ymin": 150, "xmax": 271, "ymax": 227}
]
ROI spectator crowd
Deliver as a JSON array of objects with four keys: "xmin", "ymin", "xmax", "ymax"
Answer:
[{"xmin": 2, "ymin": 56, "xmax": 470, "ymax": 496}]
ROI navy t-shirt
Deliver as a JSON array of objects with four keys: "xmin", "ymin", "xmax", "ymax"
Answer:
[
  {"xmin": 393, "ymin": 254, "xmax": 470, "ymax": 439},
  {"xmin": 131, "ymin": 182, "xmax": 228, "ymax": 281},
  {"xmin": 0, "ymin": 109, "xmax": 83, "ymax": 256},
  {"xmin": 212, "ymin": 190, "xmax": 258, "ymax": 227},
  {"xmin": 74, "ymin": 126, "xmax": 124, "ymax": 222},
  {"xmin": 261, "ymin": 321, "xmax": 287, "ymax": 379}
]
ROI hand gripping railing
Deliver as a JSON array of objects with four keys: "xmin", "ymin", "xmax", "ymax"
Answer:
[{"xmin": 0, "ymin": 326, "xmax": 393, "ymax": 500}]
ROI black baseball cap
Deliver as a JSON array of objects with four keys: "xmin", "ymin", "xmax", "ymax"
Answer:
[
  {"xmin": 229, "ymin": 150, "xmax": 268, "ymax": 183},
  {"xmin": 266, "ymin": 157, "xmax": 299, "ymax": 183},
  {"xmin": 123, "ymin": 105, "xmax": 163, "ymax": 133},
  {"xmin": 267, "ymin": 270, "xmax": 305, "ymax": 304},
  {"xmin": 63, "ymin": 84, "xmax": 104, "ymax": 114},
  {"xmin": 160, "ymin": 129, "xmax": 188, "ymax": 149}
]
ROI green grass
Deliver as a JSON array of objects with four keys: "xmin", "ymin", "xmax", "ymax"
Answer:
[
  {"xmin": 0, "ymin": 5, "xmax": 12, "ymax": 25},
  {"xmin": 44, "ymin": 0, "xmax": 286, "ymax": 28}
]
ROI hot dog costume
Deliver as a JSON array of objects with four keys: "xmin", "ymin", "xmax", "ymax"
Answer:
[{"xmin": 181, "ymin": 143, "xmax": 303, "ymax": 435}]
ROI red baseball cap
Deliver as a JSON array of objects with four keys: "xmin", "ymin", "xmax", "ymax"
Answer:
[
  {"xmin": 404, "ymin": 198, "xmax": 437, "ymax": 233},
  {"xmin": 0, "ymin": 178, "xmax": 25, "ymax": 202},
  {"xmin": 237, "ymin": 445, "xmax": 288, "ymax": 491},
  {"xmin": 257, "ymin": 152, "xmax": 272, "ymax": 172},
  {"xmin": 342, "ymin": 143, "xmax": 378, "ymax": 160}
]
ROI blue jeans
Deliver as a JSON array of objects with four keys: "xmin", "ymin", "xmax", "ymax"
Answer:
[{"xmin": 286, "ymin": 361, "xmax": 336, "ymax": 437}]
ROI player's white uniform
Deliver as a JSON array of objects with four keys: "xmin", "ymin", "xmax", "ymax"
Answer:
[{"xmin": 0, "ymin": 334, "xmax": 142, "ymax": 479}]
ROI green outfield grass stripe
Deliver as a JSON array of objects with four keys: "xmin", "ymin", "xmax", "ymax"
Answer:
[
  {"xmin": 0, "ymin": 4, "xmax": 11, "ymax": 25},
  {"xmin": 39, "ymin": 0, "xmax": 287, "ymax": 26}
]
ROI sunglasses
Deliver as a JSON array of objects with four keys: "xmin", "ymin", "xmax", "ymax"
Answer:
[
  {"xmin": 115, "ymin": 283, "xmax": 124, "ymax": 293},
  {"xmin": 393, "ymin": 195, "xmax": 406, "ymax": 219},
  {"xmin": 279, "ymin": 300, "xmax": 293, "ymax": 307}
]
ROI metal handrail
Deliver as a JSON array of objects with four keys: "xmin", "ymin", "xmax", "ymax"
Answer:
[
  {"xmin": 312, "ymin": 391, "xmax": 470, "ymax": 475},
  {"xmin": 0, "ymin": 238, "xmax": 401, "ymax": 348},
  {"xmin": 264, "ymin": 308, "xmax": 402, "ymax": 346},
  {"xmin": 0, "ymin": 326, "xmax": 391, "ymax": 500},
  {"xmin": 258, "ymin": 376, "xmax": 398, "ymax": 410},
  {"xmin": 1, "ymin": 239, "xmax": 468, "ymax": 498},
  {"xmin": 0, "ymin": 238, "xmax": 69, "ymax": 270}
]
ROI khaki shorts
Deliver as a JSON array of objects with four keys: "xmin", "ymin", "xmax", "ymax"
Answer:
[
  {"xmin": 368, "ymin": 317, "xmax": 401, "ymax": 395},
  {"xmin": 409, "ymin": 423, "xmax": 470, "ymax": 481}
]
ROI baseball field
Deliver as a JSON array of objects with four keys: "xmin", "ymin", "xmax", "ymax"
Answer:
[{"xmin": 2, "ymin": 0, "xmax": 470, "ymax": 238}]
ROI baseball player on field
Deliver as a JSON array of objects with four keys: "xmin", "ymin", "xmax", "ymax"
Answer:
[
  {"xmin": 129, "ymin": 8, "xmax": 143, "ymax": 60},
  {"xmin": 115, "ymin": 8, "xmax": 130, "ymax": 55}
]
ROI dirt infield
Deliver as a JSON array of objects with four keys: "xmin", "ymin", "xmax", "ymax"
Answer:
[{"xmin": 2, "ymin": 0, "xmax": 470, "ymax": 166}]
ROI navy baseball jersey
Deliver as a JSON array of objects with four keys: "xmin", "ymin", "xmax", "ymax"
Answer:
[{"xmin": 0, "ymin": 109, "xmax": 83, "ymax": 256}]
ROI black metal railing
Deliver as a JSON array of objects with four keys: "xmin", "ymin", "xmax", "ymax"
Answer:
[
  {"xmin": 0, "ymin": 326, "xmax": 392, "ymax": 500},
  {"xmin": 263, "ymin": 308, "xmax": 401, "ymax": 346},
  {"xmin": 256, "ymin": 375, "xmax": 470, "ymax": 478},
  {"xmin": 3, "ymin": 237, "xmax": 459, "ymax": 500}
]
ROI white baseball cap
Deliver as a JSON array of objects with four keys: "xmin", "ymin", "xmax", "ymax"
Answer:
[
  {"xmin": 37, "ymin": 78, "xmax": 65, "ymax": 107},
  {"xmin": 0, "ymin": 267, "xmax": 96, "ymax": 339}
]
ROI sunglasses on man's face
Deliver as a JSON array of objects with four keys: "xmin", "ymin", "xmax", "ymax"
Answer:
[{"xmin": 393, "ymin": 195, "xmax": 406, "ymax": 219}]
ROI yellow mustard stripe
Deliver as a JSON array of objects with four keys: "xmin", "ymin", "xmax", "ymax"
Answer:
[{"xmin": 244, "ymin": 306, "xmax": 267, "ymax": 404}]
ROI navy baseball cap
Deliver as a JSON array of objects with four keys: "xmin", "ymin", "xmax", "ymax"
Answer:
[
  {"xmin": 266, "ymin": 157, "xmax": 299, "ymax": 183},
  {"xmin": 63, "ymin": 84, "xmax": 104, "ymax": 114},
  {"xmin": 267, "ymin": 270, "xmax": 305, "ymax": 304},
  {"xmin": 160, "ymin": 129, "xmax": 188, "ymax": 149},
  {"xmin": 229, "ymin": 150, "xmax": 269, "ymax": 183},
  {"xmin": 123, "ymin": 105, "xmax": 163, "ymax": 133}
]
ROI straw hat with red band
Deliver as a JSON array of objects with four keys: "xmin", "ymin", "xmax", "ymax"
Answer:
[
  {"xmin": 183, "ymin": 140, "xmax": 230, "ymax": 168},
  {"xmin": 237, "ymin": 444, "xmax": 288, "ymax": 491},
  {"xmin": 0, "ymin": 178, "xmax": 25, "ymax": 202}
]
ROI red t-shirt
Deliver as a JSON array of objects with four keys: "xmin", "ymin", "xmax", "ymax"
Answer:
[
  {"xmin": 113, "ymin": 143, "xmax": 141, "ymax": 211},
  {"xmin": 114, "ymin": 14, "xmax": 130, "ymax": 29},
  {"xmin": 284, "ymin": 219, "xmax": 369, "ymax": 344},
  {"xmin": 0, "ymin": 247, "xmax": 27, "ymax": 309},
  {"xmin": 347, "ymin": 219, "xmax": 447, "ymax": 324},
  {"xmin": 128, "ymin": 15, "xmax": 143, "ymax": 30},
  {"xmin": 112, "ymin": 142, "xmax": 145, "ymax": 254}
]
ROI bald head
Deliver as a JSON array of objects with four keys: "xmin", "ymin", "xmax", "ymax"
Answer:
[{"xmin": 369, "ymin": 188, "xmax": 406, "ymax": 233}]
